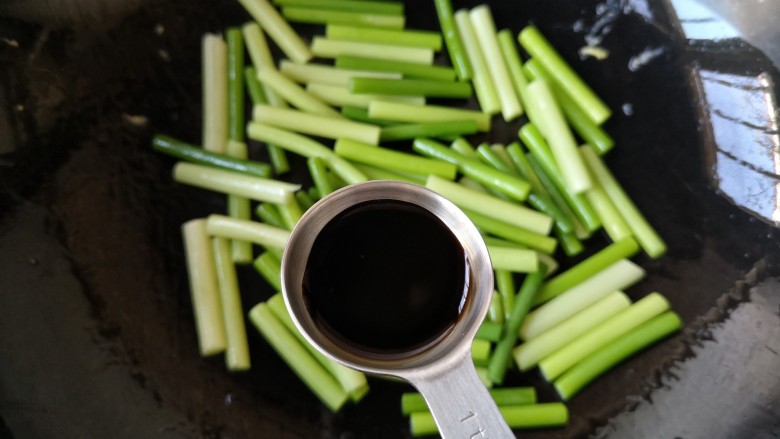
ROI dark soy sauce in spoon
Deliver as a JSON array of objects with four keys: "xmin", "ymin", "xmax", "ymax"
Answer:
[{"xmin": 303, "ymin": 199, "xmax": 468, "ymax": 355}]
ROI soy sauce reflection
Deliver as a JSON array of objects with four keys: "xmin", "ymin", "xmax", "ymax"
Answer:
[{"xmin": 302, "ymin": 200, "xmax": 469, "ymax": 355}]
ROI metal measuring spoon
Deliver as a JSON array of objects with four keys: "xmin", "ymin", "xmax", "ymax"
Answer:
[{"xmin": 282, "ymin": 181, "xmax": 514, "ymax": 439}]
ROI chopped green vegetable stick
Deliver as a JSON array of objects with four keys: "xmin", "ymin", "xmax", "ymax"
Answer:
[
  {"xmin": 520, "ymin": 259, "xmax": 645, "ymax": 340},
  {"xmin": 245, "ymin": 66, "xmax": 268, "ymax": 105},
  {"xmin": 490, "ymin": 144, "xmax": 517, "ymax": 171},
  {"xmin": 477, "ymin": 144, "xmax": 514, "ymax": 175},
  {"xmin": 369, "ymin": 100, "xmax": 491, "ymax": 131},
  {"xmin": 253, "ymin": 251, "xmax": 282, "ymax": 291},
  {"xmin": 514, "ymin": 291, "xmax": 631, "ymax": 372},
  {"xmin": 353, "ymin": 163, "xmax": 426, "ymax": 185},
  {"xmin": 349, "ymin": 77, "xmax": 472, "ymax": 99},
  {"xmin": 152, "ymin": 135, "xmax": 271, "ymax": 178},
  {"xmin": 267, "ymin": 294, "xmax": 369, "ymax": 402},
  {"xmin": 409, "ymin": 403, "xmax": 568, "ymax": 436},
  {"xmin": 237, "ymin": 0, "xmax": 312, "ymax": 63},
  {"xmin": 283, "ymin": 7, "xmax": 405, "ymax": 29},
  {"xmin": 426, "ymin": 175, "xmax": 551, "ymax": 235},
  {"xmin": 489, "ymin": 291, "xmax": 504, "ymax": 323},
  {"xmin": 469, "ymin": 5, "xmax": 522, "ymax": 121},
  {"xmin": 488, "ymin": 267, "xmax": 545, "ymax": 384},
  {"xmin": 401, "ymin": 387, "xmax": 536, "ymax": 415},
  {"xmin": 307, "ymin": 83, "xmax": 425, "ymax": 109},
  {"xmin": 582, "ymin": 167, "xmax": 632, "ymax": 243},
  {"xmin": 472, "ymin": 339, "xmax": 492, "ymax": 367},
  {"xmin": 226, "ymin": 28, "xmax": 244, "ymax": 143},
  {"xmin": 495, "ymin": 269, "xmax": 515, "ymax": 321},
  {"xmin": 327, "ymin": 24, "xmax": 439, "ymax": 50},
  {"xmin": 580, "ymin": 145, "xmax": 668, "ymax": 258},
  {"xmin": 181, "ymin": 220, "xmax": 227, "ymax": 356},
  {"xmin": 555, "ymin": 228, "xmax": 584, "ymax": 257},
  {"xmin": 475, "ymin": 321, "xmax": 504, "ymax": 342},
  {"xmin": 497, "ymin": 29, "xmax": 530, "ymax": 111},
  {"xmin": 458, "ymin": 176, "xmax": 487, "ymax": 193},
  {"xmin": 537, "ymin": 237, "xmax": 639, "ymax": 304},
  {"xmin": 450, "ymin": 137, "xmax": 477, "ymax": 159},
  {"xmin": 202, "ymin": 34, "xmax": 228, "ymax": 154},
  {"xmin": 253, "ymin": 104, "xmax": 381, "ymax": 145},
  {"xmin": 464, "ymin": 209, "xmax": 557, "ymax": 254},
  {"xmin": 539, "ymin": 292, "xmax": 670, "ymax": 380},
  {"xmin": 268, "ymin": 141, "xmax": 291, "ymax": 175},
  {"xmin": 257, "ymin": 67, "xmax": 341, "ymax": 118},
  {"xmin": 453, "ymin": 9, "xmax": 500, "ymax": 115},
  {"xmin": 242, "ymin": 23, "xmax": 288, "ymax": 109},
  {"xmin": 476, "ymin": 367, "xmax": 492, "ymax": 388},
  {"xmin": 524, "ymin": 59, "xmax": 614, "ymax": 154},
  {"xmin": 487, "ymin": 245, "xmax": 539, "ymax": 273},
  {"xmin": 335, "ymin": 56, "xmax": 457, "ymax": 81},
  {"xmin": 341, "ymin": 106, "xmax": 399, "ymax": 126},
  {"xmin": 206, "ymin": 214, "xmax": 290, "ymax": 249},
  {"xmin": 433, "ymin": 0, "xmax": 472, "ymax": 80},
  {"xmin": 413, "ymin": 138, "xmax": 532, "ymax": 201},
  {"xmin": 255, "ymin": 203, "xmax": 286, "ymax": 229},
  {"xmin": 248, "ymin": 303, "xmax": 348, "ymax": 412},
  {"xmin": 280, "ymin": 60, "xmax": 401, "ymax": 87},
  {"xmin": 243, "ymin": 64, "xmax": 290, "ymax": 174},
  {"xmin": 277, "ymin": 194, "xmax": 303, "ymax": 230},
  {"xmin": 226, "ymin": 186, "xmax": 253, "ymax": 261},
  {"xmin": 518, "ymin": 25, "xmax": 611, "ymax": 125},
  {"xmin": 520, "ymin": 124, "xmax": 600, "ymax": 232},
  {"xmin": 273, "ymin": 0, "xmax": 403, "ymax": 15},
  {"xmin": 526, "ymin": 80, "xmax": 591, "ymax": 193},
  {"xmin": 173, "ymin": 162, "xmax": 299, "ymax": 203},
  {"xmin": 295, "ymin": 190, "xmax": 316, "ymax": 212},
  {"xmin": 247, "ymin": 122, "xmax": 368, "ymax": 184},
  {"xmin": 379, "ymin": 120, "xmax": 478, "ymax": 142},
  {"xmin": 311, "ymin": 37, "xmax": 432, "ymax": 64},
  {"xmin": 211, "ymin": 237, "xmax": 251, "ymax": 371},
  {"xmin": 308, "ymin": 157, "xmax": 334, "ymax": 197},
  {"xmin": 555, "ymin": 311, "xmax": 681, "ymax": 400},
  {"xmin": 525, "ymin": 153, "xmax": 588, "ymax": 240},
  {"xmin": 335, "ymin": 138, "xmax": 457, "ymax": 180}
]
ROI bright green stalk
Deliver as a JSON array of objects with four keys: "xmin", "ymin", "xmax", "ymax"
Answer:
[
  {"xmin": 173, "ymin": 162, "xmax": 299, "ymax": 203},
  {"xmin": 520, "ymin": 259, "xmax": 645, "ymax": 340},
  {"xmin": 469, "ymin": 5, "xmax": 522, "ymax": 120},
  {"xmin": 353, "ymin": 163, "xmax": 426, "ymax": 185},
  {"xmin": 490, "ymin": 144, "xmax": 517, "ymax": 171},
  {"xmin": 518, "ymin": 25, "xmax": 610, "ymax": 124},
  {"xmin": 514, "ymin": 291, "xmax": 631, "ymax": 371},
  {"xmin": 489, "ymin": 291, "xmax": 504, "ymax": 323},
  {"xmin": 401, "ymin": 387, "xmax": 536, "ymax": 415},
  {"xmin": 181, "ymin": 220, "xmax": 227, "ymax": 356},
  {"xmin": 206, "ymin": 214, "xmax": 290, "ymax": 249},
  {"xmin": 413, "ymin": 138, "xmax": 532, "ymax": 202},
  {"xmin": 283, "ymin": 7, "xmax": 405, "ymax": 28},
  {"xmin": 539, "ymin": 293, "xmax": 670, "ymax": 380},
  {"xmin": 307, "ymin": 83, "xmax": 425, "ymax": 109},
  {"xmin": 257, "ymin": 67, "xmax": 341, "ymax": 118},
  {"xmin": 255, "ymin": 203, "xmax": 286, "ymax": 229},
  {"xmin": 280, "ymin": 60, "xmax": 401, "ymax": 86},
  {"xmin": 226, "ymin": 28, "xmax": 244, "ymax": 143},
  {"xmin": 471, "ymin": 339, "xmax": 492, "ymax": 367},
  {"xmin": 295, "ymin": 190, "xmax": 316, "ymax": 212},
  {"xmin": 554, "ymin": 311, "xmax": 681, "ymax": 400},
  {"xmin": 245, "ymin": 66, "xmax": 267, "ymax": 106},
  {"xmin": 464, "ymin": 209, "xmax": 556, "ymax": 254},
  {"xmin": 580, "ymin": 145, "xmax": 667, "ymax": 258},
  {"xmin": 246, "ymin": 122, "xmax": 368, "ymax": 184},
  {"xmin": 267, "ymin": 294, "xmax": 369, "ymax": 402},
  {"xmin": 537, "ymin": 237, "xmax": 639, "ymax": 305},
  {"xmin": 277, "ymin": 195, "xmax": 303, "ymax": 230},
  {"xmin": 526, "ymin": 79, "xmax": 591, "ymax": 193},
  {"xmin": 335, "ymin": 56, "xmax": 456, "ymax": 81},
  {"xmin": 237, "ymin": 0, "xmax": 312, "ymax": 63},
  {"xmin": 349, "ymin": 77, "xmax": 472, "ymax": 99},
  {"xmin": 582, "ymin": 169, "xmax": 633, "ymax": 243},
  {"xmin": 453, "ymin": 9, "xmax": 500, "ymax": 115},
  {"xmin": 311, "ymin": 37, "xmax": 431, "ymax": 63},
  {"xmin": 152, "ymin": 135, "xmax": 271, "ymax": 178},
  {"xmin": 326, "ymin": 24, "xmax": 440, "ymax": 50},
  {"xmin": 450, "ymin": 137, "xmax": 478, "ymax": 159},
  {"xmin": 476, "ymin": 321, "xmax": 504, "ymax": 342},
  {"xmin": 273, "ymin": 0, "xmax": 403, "ymax": 15},
  {"xmin": 476, "ymin": 367, "xmax": 492, "ymax": 388},
  {"xmin": 212, "ymin": 237, "xmax": 251, "ymax": 371},
  {"xmin": 524, "ymin": 59, "xmax": 614, "ymax": 154},
  {"xmin": 555, "ymin": 228, "xmax": 584, "ymax": 257},
  {"xmin": 487, "ymin": 245, "xmax": 539, "ymax": 273},
  {"xmin": 495, "ymin": 269, "xmax": 515, "ymax": 321},
  {"xmin": 369, "ymin": 100, "xmax": 491, "ymax": 131},
  {"xmin": 426, "ymin": 175, "xmax": 551, "ymax": 235},
  {"xmin": 379, "ymin": 120, "xmax": 478, "ymax": 142},
  {"xmin": 253, "ymin": 104, "xmax": 380, "ymax": 144},
  {"xmin": 202, "ymin": 34, "xmax": 228, "ymax": 154},
  {"xmin": 497, "ymin": 29, "xmax": 530, "ymax": 112},
  {"xmin": 488, "ymin": 267, "xmax": 546, "ymax": 385},
  {"xmin": 248, "ymin": 303, "xmax": 348, "ymax": 411},
  {"xmin": 433, "ymin": 0, "xmax": 472, "ymax": 80},
  {"xmin": 335, "ymin": 138, "xmax": 457, "ymax": 180},
  {"xmin": 308, "ymin": 157, "xmax": 334, "ymax": 197},
  {"xmin": 476, "ymin": 144, "xmax": 515, "ymax": 174},
  {"xmin": 341, "ymin": 106, "xmax": 399, "ymax": 126},
  {"xmin": 253, "ymin": 251, "xmax": 282, "ymax": 291},
  {"xmin": 409, "ymin": 403, "xmax": 568, "ymax": 436},
  {"xmin": 225, "ymin": 141, "xmax": 253, "ymax": 264}
]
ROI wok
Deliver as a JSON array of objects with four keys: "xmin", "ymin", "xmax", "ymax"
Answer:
[{"xmin": 1, "ymin": 0, "xmax": 779, "ymax": 437}]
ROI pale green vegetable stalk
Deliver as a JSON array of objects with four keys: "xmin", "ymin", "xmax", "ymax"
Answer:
[
  {"xmin": 513, "ymin": 291, "xmax": 631, "ymax": 371},
  {"xmin": 520, "ymin": 259, "xmax": 645, "ymax": 340},
  {"xmin": 253, "ymin": 251, "xmax": 282, "ymax": 291},
  {"xmin": 369, "ymin": 100, "xmax": 491, "ymax": 131},
  {"xmin": 409, "ymin": 403, "xmax": 568, "ymax": 436},
  {"xmin": 237, "ymin": 0, "xmax": 313, "ymax": 63},
  {"xmin": 306, "ymin": 83, "xmax": 425, "ymax": 109},
  {"xmin": 487, "ymin": 245, "xmax": 539, "ymax": 273},
  {"xmin": 248, "ymin": 303, "xmax": 348, "ymax": 412},
  {"xmin": 282, "ymin": 7, "xmax": 405, "ymax": 29},
  {"xmin": 497, "ymin": 29, "xmax": 530, "ymax": 112},
  {"xmin": 279, "ymin": 60, "xmax": 401, "ymax": 86},
  {"xmin": 181, "ymin": 219, "xmax": 226, "ymax": 356},
  {"xmin": 326, "ymin": 24, "xmax": 441, "ymax": 50},
  {"xmin": 452, "ymin": 9, "xmax": 500, "ymax": 114},
  {"xmin": 539, "ymin": 292, "xmax": 670, "ymax": 380},
  {"xmin": 173, "ymin": 162, "xmax": 300, "ymax": 204},
  {"xmin": 471, "ymin": 338, "xmax": 492, "ymax": 367},
  {"xmin": 335, "ymin": 138, "xmax": 457, "ymax": 180},
  {"xmin": 252, "ymin": 104, "xmax": 381, "ymax": 145},
  {"xmin": 205, "ymin": 214, "xmax": 290, "ymax": 249},
  {"xmin": 225, "ymin": 141, "xmax": 253, "ymax": 264},
  {"xmin": 277, "ymin": 194, "xmax": 304, "ymax": 230},
  {"xmin": 582, "ymin": 164, "xmax": 632, "ymax": 243},
  {"xmin": 310, "ymin": 37, "xmax": 434, "ymax": 64},
  {"xmin": 202, "ymin": 34, "xmax": 228, "ymax": 154},
  {"xmin": 257, "ymin": 67, "xmax": 341, "ymax": 118},
  {"xmin": 211, "ymin": 237, "xmax": 251, "ymax": 371}
]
